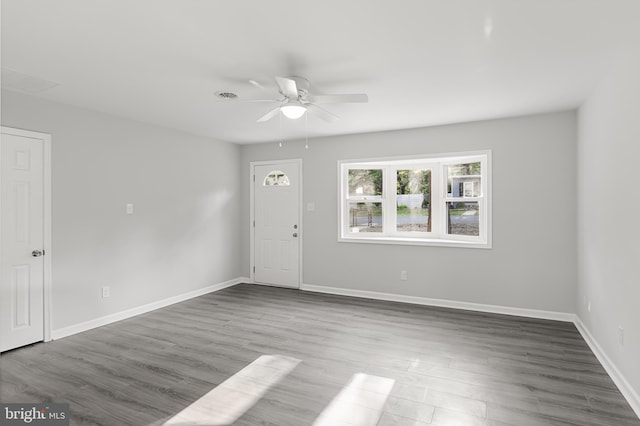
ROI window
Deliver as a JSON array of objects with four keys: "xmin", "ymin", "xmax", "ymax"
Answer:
[
  {"xmin": 339, "ymin": 151, "xmax": 491, "ymax": 248},
  {"xmin": 347, "ymin": 168, "xmax": 383, "ymax": 232},
  {"xmin": 263, "ymin": 170, "xmax": 290, "ymax": 186}
]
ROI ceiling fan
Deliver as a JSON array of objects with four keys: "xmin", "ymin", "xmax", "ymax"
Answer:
[{"xmin": 245, "ymin": 76, "xmax": 368, "ymax": 123}]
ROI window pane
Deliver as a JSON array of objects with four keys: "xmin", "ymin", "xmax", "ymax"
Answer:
[
  {"xmin": 396, "ymin": 169, "xmax": 431, "ymax": 232},
  {"xmin": 348, "ymin": 202, "xmax": 382, "ymax": 233},
  {"xmin": 447, "ymin": 201, "xmax": 479, "ymax": 236},
  {"xmin": 263, "ymin": 170, "xmax": 290, "ymax": 186},
  {"xmin": 447, "ymin": 162, "xmax": 481, "ymax": 198},
  {"xmin": 348, "ymin": 169, "xmax": 383, "ymax": 197}
]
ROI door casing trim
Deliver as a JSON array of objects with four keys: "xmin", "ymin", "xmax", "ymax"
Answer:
[
  {"xmin": 1, "ymin": 126, "xmax": 52, "ymax": 343},
  {"xmin": 249, "ymin": 159, "xmax": 303, "ymax": 288}
]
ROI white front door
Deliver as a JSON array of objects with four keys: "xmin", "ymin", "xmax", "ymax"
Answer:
[
  {"xmin": 0, "ymin": 129, "xmax": 46, "ymax": 352},
  {"xmin": 253, "ymin": 161, "xmax": 301, "ymax": 288}
]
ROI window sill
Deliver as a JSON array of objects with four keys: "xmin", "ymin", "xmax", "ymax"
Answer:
[{"xmin": 338, "ymin": 235, "xmax": 491, "ymax": 249}]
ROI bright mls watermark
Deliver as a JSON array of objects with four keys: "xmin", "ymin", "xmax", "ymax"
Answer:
[{"xmin": 1, "ymin": 403, "xmax": 69, "ymax": 425}]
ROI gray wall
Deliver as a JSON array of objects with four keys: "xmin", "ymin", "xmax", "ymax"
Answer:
[
  {"xmin": 241, "ymin": 111, "xmax": 577, "ymax": 313},
  {"xmin": 1, "ymin": 90, "xmax": 242, "ymax": 331},
  {"xmin": 578, "ymin": 52, "xmax": 640, "ymax": 398}
]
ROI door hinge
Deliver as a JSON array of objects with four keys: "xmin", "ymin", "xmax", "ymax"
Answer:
[
  {"xmin": 253, "ymin": 220, "xmax": 255, "ymax": 227},
  {"xmin": 253, "ymin": 174, "xmax": 255, "ymax": 182},
  {"xmin": 253, "ymin": 266, "xmax": 255, "ymax": 273}
]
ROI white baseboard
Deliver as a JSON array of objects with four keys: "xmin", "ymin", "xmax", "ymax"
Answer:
[
  {"xmin": 300, "ymin": 283, "xmax": 574, "ymax": 322},
  {"xmin": 574, "ymin": 316, "xmax": 640, "ymax": 419},
  {"xmin": 51, "ymin": 277, "xmax": 247, "ymax": 340}
]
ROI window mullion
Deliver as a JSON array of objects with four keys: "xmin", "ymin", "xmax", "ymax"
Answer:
[
  {"xmin": 342, "ymin": 166, "xmax": 354, "ymax": 235},
  {"xmin": 384, "ymin": 166, "xmax": 395, "ymax": 235},
  {"xmin": 478, "ymin": 198, "xmax": 485, "ymax": 241},
  {"xmin": 429, "ymin": 163, "xmax": 442, "ymax": 238}
]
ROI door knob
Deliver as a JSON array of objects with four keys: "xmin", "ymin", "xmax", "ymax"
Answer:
[
  {"xmin": 292, "ymin": 233, "xmax": 298, "ymax": 238},
  {"xmin": 32, "ymin": 250, "xmax": 44, "ymax": 257}
]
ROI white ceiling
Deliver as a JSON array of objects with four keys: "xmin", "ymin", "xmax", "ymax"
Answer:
[{"xmin": 2, "ymin": 0, "xmax": 639, "ymax": 144}]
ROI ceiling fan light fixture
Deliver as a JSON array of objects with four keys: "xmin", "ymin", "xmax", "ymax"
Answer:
[{"xmin": 281, "ymin": 104, "xmax": 307, "ymax": 119}]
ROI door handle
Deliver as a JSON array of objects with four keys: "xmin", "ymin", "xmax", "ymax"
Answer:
[
  {"xmin": 292, "ymin": 233, "xmax": 298, "ymax": 238},
  {"xmin": 32, "ymin": 250, "xmax": 44, "ymax": 257}
]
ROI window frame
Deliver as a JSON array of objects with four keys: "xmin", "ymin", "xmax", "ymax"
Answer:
[{"xmin": 338, "ymin": 150, "xmax": 491, "ymax": 248}]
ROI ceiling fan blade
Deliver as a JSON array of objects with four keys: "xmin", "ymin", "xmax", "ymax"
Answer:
[
  {"xmin": 248, "ymin": 79, "xmax": 266, "ymax": 89},
  {"xmin": 256, "ymin": 107, "xmax": 281, "ymax": 123},
  {"xmin": 309, "ymin": 93, "xmax": 368, "ymax": 104},
  {"xmin": 275, "ymin": 76, "xmax": 298, "ymax": 99},
  {"xmin": 306, "ymin": 104, "xmax": 340, "ymax": 122}
]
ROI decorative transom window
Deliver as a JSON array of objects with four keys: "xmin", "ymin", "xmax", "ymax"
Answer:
[
  {"xmin": 339, "ymin": 151, "xmax": 491, "ymax": 248},
  {"xmin": 263, "ymin": 170, "xmax": 290, "ymax": 186}
]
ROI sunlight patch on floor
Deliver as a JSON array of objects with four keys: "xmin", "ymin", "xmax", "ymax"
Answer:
[
  {"xmin": 313, "ymin": 373, "xmax": 395, "ymax": 426},
  {"xmin": 163, "ymin": 354, "xmax": 301, "ymax": 426}
]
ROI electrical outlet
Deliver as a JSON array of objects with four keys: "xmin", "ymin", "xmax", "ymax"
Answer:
[
  {"xmin": 400, "ymin": 270, "xmax": 408, "ymax": 281},
  {"xmin": 102, "ymin": 286, "xmax": 110, "ymax": 298},
  {"xmin": 126, "ymin": 203, "xmax": 134, "ymax": 215},
  {"xmin": 618, "ymin": 326, "xmax": 624, "ymax": 346}
]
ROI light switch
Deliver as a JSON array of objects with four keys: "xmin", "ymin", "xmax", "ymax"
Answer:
[{"xmin": 126, "ymin": 203, "xmax": 134, "ymax": 215}]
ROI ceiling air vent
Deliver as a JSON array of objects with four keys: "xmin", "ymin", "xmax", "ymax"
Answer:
[{"xmin": 215, "ymin": 91, "xmax": 238, "ymax": 100}]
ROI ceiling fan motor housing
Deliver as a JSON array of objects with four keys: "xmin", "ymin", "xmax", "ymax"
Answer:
[{"xmin": 286, "ymin": 76, "xmax": 309, "ymax": 100}]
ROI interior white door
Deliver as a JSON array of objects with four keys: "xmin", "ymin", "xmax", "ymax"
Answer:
[
  {"xmin": 254, "ymin": 161, "xmax": 300, "ymax": 288},
  {"xmin": 0, "ymin": 131, "xmax": 45, "ymax": 352}
]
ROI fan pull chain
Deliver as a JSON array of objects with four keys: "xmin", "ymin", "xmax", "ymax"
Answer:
[
  {"xmin": 305, "ymin": 111, "xmax": 309, "ymax": 149},
  {"xmin": 278, "ymin": 110, "xmax": 283, "ymax": 148}
]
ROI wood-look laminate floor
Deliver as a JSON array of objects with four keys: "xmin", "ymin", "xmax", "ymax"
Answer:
[{"xmin": 1, "ymin": 283, "xmax": 638, "ymax": 426}]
